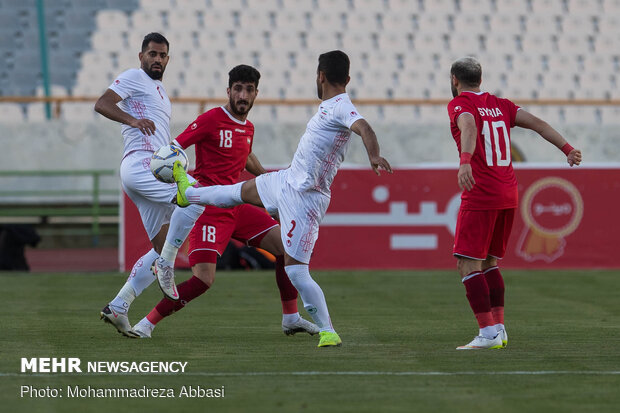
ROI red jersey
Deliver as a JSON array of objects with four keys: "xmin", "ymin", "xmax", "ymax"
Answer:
[
  {"xmin": 448, "ymin": 91, "xmax": 520, "ymax": 210},
  {"xmin": 176, "ymin": 106, "xmax": 254, "ymax": 186}
]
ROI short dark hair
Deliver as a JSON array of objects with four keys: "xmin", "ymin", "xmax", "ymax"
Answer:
[
  {"xmin": 450, "ymin": 57, "xmax": 482, "ymax": 87},
  {"xmin": 228, "ymin": 64, "xmax": 261, "ymax": 88},
  {"xmin": 318, "ymin": 50, "xmax": 350, "ymax": 85},
  {"xmin": 141, "ymin": 32, "xmax": 169, "ymax": 52}
]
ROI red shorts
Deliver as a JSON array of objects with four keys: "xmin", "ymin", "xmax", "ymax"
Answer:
[
  {"xmin": 453, "ymin": 208, "xmax": 515, "ymax": 260},
  {"xmin": 187, "ymin": 204, "xmax": 279, "ymax": 266}
]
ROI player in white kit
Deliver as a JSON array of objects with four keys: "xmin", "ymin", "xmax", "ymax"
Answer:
[
  {"xmin": 94, "ymin": 33, "xmax": 204, "ymax": 337},
  {"xmin": 172, "ymin": 51, "xmax": 393, "ymax": 347}
]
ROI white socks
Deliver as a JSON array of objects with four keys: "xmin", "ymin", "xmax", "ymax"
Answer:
[
  {"xmin": 161, "ymin": 204, "xmax": 204, "ymax": 262},
  {"xmin": 110, "ymin": 248, "xmax": 161, "ymax": 312},
  {"xmin": 480, "ymin": 326, "xmax": 498, "ymax": 339},
  {"xmin": 282, "ymin": 312, "xmax": 301, "ymax": 325},
  {"xmin": 285, "ymin": 265, "xmax": 334, "ymax": 333},
  {"xmin": 185, "ymin": 182, "xmax": 244, "ymax": 208}
]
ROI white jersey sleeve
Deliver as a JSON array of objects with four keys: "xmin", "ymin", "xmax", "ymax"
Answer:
[
  {"xmin": 333, "ymin": 99, "xmax": 364, "ymax": 129},
  {"xmin": 108, "ymin": 69, "xmax": 143, "ymax": 100}
]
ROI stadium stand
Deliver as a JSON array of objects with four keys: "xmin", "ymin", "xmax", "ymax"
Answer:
[{"xmin": 0, "ymin": 0, "xmax": 617, "ymax": 125}]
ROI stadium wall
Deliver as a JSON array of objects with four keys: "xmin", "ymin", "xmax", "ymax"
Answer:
[{"xmin": 122, "ymin": 165, "xmax": 620, "ymax": 270}]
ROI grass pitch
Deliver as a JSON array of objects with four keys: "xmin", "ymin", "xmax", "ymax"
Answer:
[{"xmin": 1, "ymin": 269, "xmax": 619, "ymax": 412}]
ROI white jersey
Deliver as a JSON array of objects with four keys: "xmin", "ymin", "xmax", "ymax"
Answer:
[
  {"xmin": 108, "ymin": 68, "xmax": 172, "ymax": 158},
  {"xmin": 286, "ymin": 93, "xmax": 363, "ymax": 196}
]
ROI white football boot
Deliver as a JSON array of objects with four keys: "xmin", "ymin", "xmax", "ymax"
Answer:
[
  {"xmin": 282, "ymin": 316, "xmax": 320, "ymax": 336},
  {"xmin": 456, "ymin": 334, "xmax": 503, "ymax": 350},
  {"xmin": 498, "ymin": 329, "xmax": 508, "ymax": 348},
  {"xmin": 152, "ymin": 257, "xmax": 179, "ymax": 301},
  {"xmin": 132, "ymin": 319, "xmax": 155, "ymax": 338},
  {"xmin": 100, "ymin": 304, "xmax": 139, "ymax": 338}
]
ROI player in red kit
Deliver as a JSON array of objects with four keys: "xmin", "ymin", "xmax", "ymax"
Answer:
[
  {"xmin": 447, "ymin": 57, "xmax": 582, "ymax": 350},
  {"xmin": 131, "ymin": 65, "xmax": 318, "ymax": 338}
]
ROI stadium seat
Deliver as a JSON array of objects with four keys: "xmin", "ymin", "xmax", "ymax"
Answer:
[
  {"xmin": 574, "ymin": 72, "xmax": 613, "ymax": 99},
  {"xmin": 416, "ymin": 105, "xmax": 449, "ymax": 123},
  {"xmin": 489, "ymin": 13, "xmax": 525, "ymax": 35},
  {"xmin": 458, "ymin": 0, "xmax": 494, "ymax": 13},
  {"xmin": 95, "ymin": 9, "xmax": 130, "ymax": 31},
  {"xmin": 130, "ymin": 10, "xmax": 166, "ymax": 31},
  {"xmin": 557, "ymin": 33, "xmax": 594, "ymax": 54},
  {"xmin": 452, "ymin": 12, "xmax": 489, "ymax": 35},
  {"xmin": 521, "ymin": 33, "xmax": 557, "ymax": 54},
  {"xmin": 597, "ymin": 14, "xmax": 620, "ymax": 35},
  {"xmin": 0, "ymin": 103, "xmax": 25, "ymax": 122},
  {"xmin": 562, "ymin": 15, "xmax": 597, "ymax": 36},
  {"xmin": 494, "ymin": 0, "xmax": 530, "ymax": 14},
  {"xmin": 416, "ymin": 12, "xmax": 451, "ymax": 35},
  {"xmin": 602, "ymin": 0, "xmax": 620, "ymax": 11},
  {"xmin": 569, "ymin": 0, "xmax": 604, "ymax": 14},
  {"xmin": 531, "ymin": 0, "xmax": 567, "ymax": 15},
  {"xmin": 388, "ymin": 0, "xmax": 421, "ymax": 13},
  {"xmin": 593, "ymin": 34, "xmax": 616, "ymax": 54},
  {"xmin": 599, "ymin": 106, "xmax": 620, "ymax": 123},
  {"xmin": 524, "ymin": 14, "xmax": 560, "ymax": 35},
  {"xmin": 422, "ymin": 0, "xmax": 455, "ymax": 14},
  {"xmin": 449, "ymin": 33, "xmax": 483, "ymax": 54},
  {"xmin": 317, "ymin": 0, "xmax": 353, "ymax": 13}
]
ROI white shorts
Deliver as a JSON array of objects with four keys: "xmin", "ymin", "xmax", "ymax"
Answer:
[
  {"xmin": 120, "ymin": 151, "xmax": 195, "ymax": 240},
  {"xmin": 256, "ymin": 170, "xmax": 330, "ymax": 264}
]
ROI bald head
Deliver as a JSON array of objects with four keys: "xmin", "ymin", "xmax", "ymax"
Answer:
[{"xmin": 450, "ymin": 57, "xmax": 482, "ymax": 97}]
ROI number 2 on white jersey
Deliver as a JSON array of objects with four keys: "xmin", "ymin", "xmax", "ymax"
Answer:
[
  {"xmin": 219, "ymin": 130, "xmax": 232, "ymax": 148},
  {"xmin": 482, "ymin": 120, "xmax": 510, "ymax": 166}
]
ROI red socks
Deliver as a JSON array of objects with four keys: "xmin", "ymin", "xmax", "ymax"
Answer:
[
  {"xmin": 462, "ymin": 271, "xmax": 494, "ymax": 329},
  {"xmin": 484, "ymin": 266, "xmax": 505, "ymax": 325},
  {"xmin": 275, "ymin": 255, "xmax": 299, "ymax": 314},
  {"xmin": 147, "ymin": 276, "xmax": 209, "ymax": 325}
]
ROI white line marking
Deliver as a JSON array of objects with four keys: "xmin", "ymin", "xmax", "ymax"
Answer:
[{"xmin": 2, "ymin": 371, "xmax": 620, "ymax": 377}]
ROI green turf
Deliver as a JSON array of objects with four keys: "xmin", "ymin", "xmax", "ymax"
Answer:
[{"xmin": 1, "ymin": 269, "xmax": 619, "ymax": 412}]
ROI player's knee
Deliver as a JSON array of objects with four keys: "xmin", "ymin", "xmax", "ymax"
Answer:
[
  {"xmin": 483, "ymin": 256, "xmax": 498, "ymax": 269},
  {"xmin": 184, "ymin": 203, "xmax": 205, "ymax": 220},
  {"xmin": 192, "ymin": 267, "xmax": 215, "ymax": 287},
  {"xmin": 284, "ymin": 264, "xmax": 311, "ymax": 285},
  {"xmin": 456, "ymin": 256, "xmax": 480, "ymax": 278}
]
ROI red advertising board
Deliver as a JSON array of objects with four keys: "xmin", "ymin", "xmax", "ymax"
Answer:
[{"xmin": 120, "ymin": 166, "xmax": 620, "ymax": 271}]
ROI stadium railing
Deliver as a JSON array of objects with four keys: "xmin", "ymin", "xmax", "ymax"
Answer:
[
  {"xmin": 0, "ymin": 170, "xmax": 118, "ymax": 246},
  {"xmin": 2, "ymin": 96, "xmax": 620, "ymax": 120}
]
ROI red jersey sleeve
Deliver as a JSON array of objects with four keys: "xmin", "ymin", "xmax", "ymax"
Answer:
[
  {"xmin": 447, "ymin": 96, "xmax": 476, "ymax": 125},
  {"xmin": 175, "ymin": 111, "xmax": 215, "ymax": 149},
  {"xmin": 498, "ymin": 97, "xmax": 520, "ymax": 128}
]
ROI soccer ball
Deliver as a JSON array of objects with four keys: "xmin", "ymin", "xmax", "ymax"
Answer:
[{"xmin": 150, "ymin": 144, "xmax": 188, "ymax": 183}]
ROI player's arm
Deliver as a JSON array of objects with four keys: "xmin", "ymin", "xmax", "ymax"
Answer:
[
  {"xmin": 350, "ymin": 119, "xmax": 393, "ymax": 175},
  {"xmin": 245, "ymin": 152, "xmax": 267, "ymax": 176},
  {"xmin": 94, "ymin": 89, "xmax": 156, "ymax": 136},
  {"xmin": 514, "ymin": 110, "xmax": 582, "ymax": 167},
  {"xmin": 456, "ymin": 112, "xmax": 477, "ymax": 191}
]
